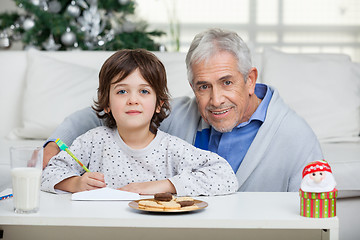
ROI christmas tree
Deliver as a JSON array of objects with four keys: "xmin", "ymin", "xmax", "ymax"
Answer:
[{"xmin": 0, "ymin": 0, "xmax": 164, "ymax": 51}]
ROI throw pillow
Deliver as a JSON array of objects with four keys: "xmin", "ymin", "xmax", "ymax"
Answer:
[
  {"xmin": 261, "ymin": 48, "xmax": 360, "ymax": 142},
  {"xmin": 10, "ymin": 49, "xmax": 98, "ymax": 139}
]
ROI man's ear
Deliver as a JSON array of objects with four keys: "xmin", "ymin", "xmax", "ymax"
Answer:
[
  {"xmin": 247, "ymin": 67, "xmax": 258, "ymax": 85},
  {"xmin": 246, "ymin": 67, "xmax": 258, "ymax": 95}
]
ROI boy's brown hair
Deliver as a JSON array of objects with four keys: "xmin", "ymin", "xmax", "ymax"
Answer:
[{"xmin": 93, "ymin": 49, "xmax": 170, "ymax": 133}]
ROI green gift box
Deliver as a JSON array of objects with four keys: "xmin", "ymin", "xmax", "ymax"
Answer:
[{"xmin": 299, "ymin": 188, "xmax": 337, "ymax": 218}]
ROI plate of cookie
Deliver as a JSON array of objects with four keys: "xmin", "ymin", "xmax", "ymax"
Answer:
[{"xmin": 129, "ymin": 193, "xmax": 208, "ymax": 213}]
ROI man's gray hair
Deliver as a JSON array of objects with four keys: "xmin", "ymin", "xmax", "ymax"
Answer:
[{"xmin": 185, "ymin": 28, "xmax": 252, "ymax": 84}]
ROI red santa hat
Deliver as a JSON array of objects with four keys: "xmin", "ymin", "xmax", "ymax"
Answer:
[{"xmin": 302, "ymin": 160, "xmax": 332, "ymax": 178}]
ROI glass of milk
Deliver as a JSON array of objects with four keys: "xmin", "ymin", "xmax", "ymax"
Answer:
[{"xmin": 10, "ymin": 146, "xmax": 43, "ymax": 214}]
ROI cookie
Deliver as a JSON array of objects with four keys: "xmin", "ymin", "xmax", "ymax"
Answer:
[
  {"xmin": 175, "ymin": 196, "xmax": 194, "ymax": 202},
  {"xmin": 158, "ymin": 201, "xmax": 181, "ymax": 209},
  {"xmin": 177, "ymin": 200, "xmax": 195, "ymax": 207},
  {"xmin": 154, "ymin": 192, "xmax": 173, "ymax": 201},
  {"xmin": 139, "ymin": 206, "xmax": 164, "ymax": 211},
  {"xmin": 138, "ymin": 200, "xmax": 164, "ymax": 210}
]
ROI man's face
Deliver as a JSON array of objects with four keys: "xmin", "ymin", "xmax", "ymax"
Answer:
[{"xmin": 191, "ymin": 51, "xmax": 256, "ymax": 132}]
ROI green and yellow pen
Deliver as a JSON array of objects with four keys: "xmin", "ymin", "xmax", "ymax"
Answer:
[{"xmin": 55, "ymin": 138, "xmax": 90, "ymax": 172}]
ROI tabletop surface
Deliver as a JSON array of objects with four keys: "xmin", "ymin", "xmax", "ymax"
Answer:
[{"xmin": 0, "ymin": 191, "xmax": 339, "ymax": 230}]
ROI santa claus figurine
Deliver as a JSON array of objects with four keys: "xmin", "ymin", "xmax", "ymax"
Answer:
[
  {"xmin": 299, "ymin": 160, "xmax": 338, "ymax": 218},
  {"xmin": 301, "ymin": 159, "xmax": 337, "ymax": 193}
]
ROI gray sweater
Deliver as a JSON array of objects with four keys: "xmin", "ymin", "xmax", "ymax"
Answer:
[{"xmin": 49, "ymin": 85, "xmax": 323, "ymax": 192}]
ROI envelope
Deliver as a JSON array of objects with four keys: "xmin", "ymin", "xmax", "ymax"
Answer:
[{"xmin": 71, "ymin": 187, "xmax": 140, "ymax": 201}]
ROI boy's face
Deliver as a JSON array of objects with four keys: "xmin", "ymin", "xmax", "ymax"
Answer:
[{"xmin": 106, "ymin": 68, "xmax": 160, "ymax": 134}]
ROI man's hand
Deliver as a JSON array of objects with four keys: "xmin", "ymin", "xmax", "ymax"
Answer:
[
  {"xmin": 43, "ymin": 141, "xmax": 60, "ymax": 169},
  {"xmin": 118, "ymin": 179, "xmax": 176, "ymax": 195},
  {"xmin": 54, "ymin": 172, "xmax": 106, "ymax": 193}
]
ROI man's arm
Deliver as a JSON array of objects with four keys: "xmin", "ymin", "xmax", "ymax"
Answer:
[
  {"xmin": 159, "ymin": 96, "xmax": 200, "ymax": 144},
  {"xmin": 43, "ymin": 107, "xmax": 103, "ymax": 168},
  {"xmin": 43, "ymin": 142, "xmax": 62, "ymax": 168}
]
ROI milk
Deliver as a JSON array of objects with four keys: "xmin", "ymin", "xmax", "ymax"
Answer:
[{"xmin": 11, "ymin": 167, "xmax": 42, "ymax": 213}]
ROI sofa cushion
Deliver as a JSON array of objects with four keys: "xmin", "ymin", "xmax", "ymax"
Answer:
[
  {"xmin": 8, "ymin": 50, "xmax": 192, "ymax": 140},
  {"xmin": 256, "ymin": 50, "xmax": 352, "ymax": 83},
  {"xmin": 261, "ymin": 48, "xmax": 360, "ymax": 143},
  {"xmin": 321, "ymin": 142, "xmax": 360, "ymax": 198},
  {"xmin": 9, "ymin": 49, "xmax": 98, "ymax": 139}
]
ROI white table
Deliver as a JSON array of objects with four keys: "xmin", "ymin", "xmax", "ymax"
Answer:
[{"xmin": 0, "ymin": 191, "xmax": 339, "ymax": 240}]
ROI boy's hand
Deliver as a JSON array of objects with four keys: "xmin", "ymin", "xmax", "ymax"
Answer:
[
  {"xmin": 55, "ymin": 172, "xmax": 106, "ymax": 193},
  {"xmin": 118, "ymin": 179, "xmax": 176, "ymax": 195}
]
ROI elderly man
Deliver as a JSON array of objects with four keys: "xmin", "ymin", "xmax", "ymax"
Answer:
[{"xmin": 43, "ymin": 28, "xmax": 323, "ymax": 192}]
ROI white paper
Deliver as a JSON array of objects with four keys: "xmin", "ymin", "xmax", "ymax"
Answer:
[{"xmin": 71, "ymin": 187, "xmax": 140, "ymax": 201}]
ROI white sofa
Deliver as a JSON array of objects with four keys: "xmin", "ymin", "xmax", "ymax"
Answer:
[{"xmin": 0, "ymin": 49, "xmax": 360, "ymax": 239}]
